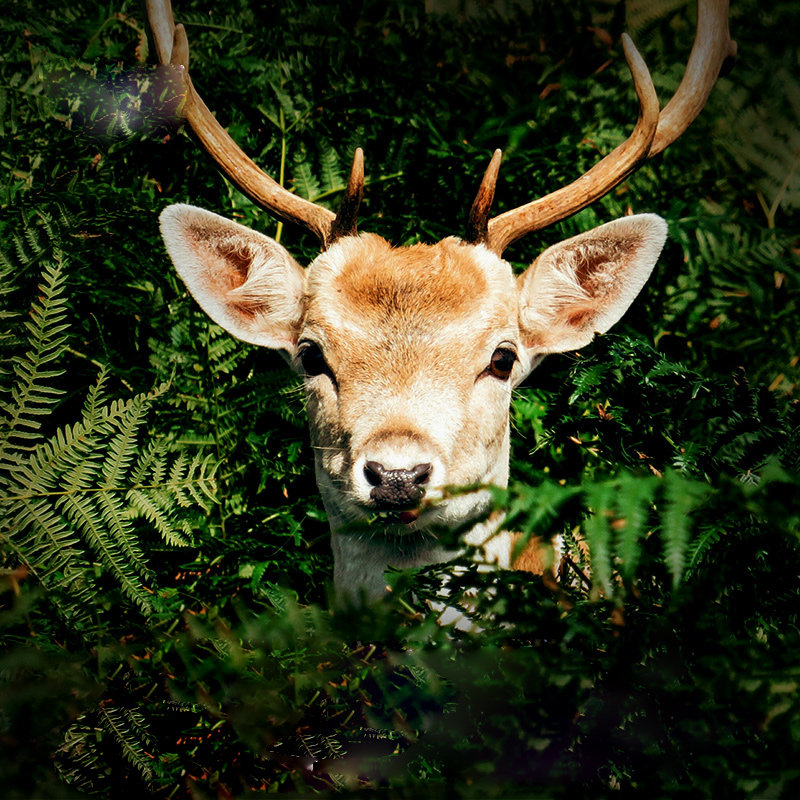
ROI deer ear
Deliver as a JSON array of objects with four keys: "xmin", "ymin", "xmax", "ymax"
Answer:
[
  {"xmin": 159, "ymin": 204, "xmax": 305, "ymax": 352},
  {"xmin": 517, "ymin": 214, "xmax": 667, "ymax": 354}
]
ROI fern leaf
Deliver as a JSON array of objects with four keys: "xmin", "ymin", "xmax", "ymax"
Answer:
[
  {"xmin": 128, "ymin": 437, "xmax": 170, "ymax": 486},
  {"xmin": 99, "ymin": 707, "xmax": 155, "ymax": 782},
  {"xmin": 7, "ymin": 498, "xmax": 96, "ymax": 625},
  {"xmin": 95, "ymin": 492, "xmax": 150, "ymax": 576},
  {"xmin": 56, "ymin": 719, "xmax": 103, "ymax": 793},
  {"xmin": 100, "ymin": 392, "xmax": 150, "ymax": 488},
  {"xmin": 9, "ymin": 497, "xmax": 88, "ymax": 576},
  {"xmin": 126, "ymin": 488, "xmax": 192, "ymax": 548},
  {"xmin": 584, "ymin": 481, "xmax": 615, "ymax": 598},
  {"xmin": 292, "ymin": 154, "xmax": 321, "ymax": 202},
  {"xmin": 181, "ymin": 453, "xmax": 219, "ymax": 511},
  {"xmin": 167, "ymin": 450, "xmax": 191, "ymax": 507},
  {"xmin": 615, "ymin": 474, "xmax": 658, "ymax": 581},
  {"xmin": 0, "ymin": 253, "xmax": 68, "ymax": 465},
  {"xmin": 318, "ymin": 140, "xmax": 343, "ymax": 195},
  {"xmin": 80, "ymin": 369, "xmax": 110, "ymax": 427},
  {"xmin": 57, "ymin": 493, "xmax": 154, "ymax": 613},
  {"xmin": 568, "ymin": 363, "xmax": 610, "ymax": 404},
  {"xmin": 660, "ymin": 470, "xmax": 709, "ymax": 588},
  {"xmin": 685, "ymin": 525, "xmax": 724, "ymax": 577}
]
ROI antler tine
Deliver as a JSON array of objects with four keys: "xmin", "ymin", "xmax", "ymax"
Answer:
[
  {"xmin": 465, "ymin": 149, "xmax": 502, "ymax": 245},
  {"xmin": 146, "ymin": 0, "xmax": 362, "ymax": 249},
  {"xmin": 650, "ymin": 0, "xmax": 737, "ymax": 156},
  {"xmin": 483, "ymin": 0, "xmax": 734, "ymax": 256},
  {"xmin": 329, "ymin": 147, "xmax": 365, "ymax": 243},
  {"xmin": 147, "ymin": 0, "xmax": 176, "ymax": 64}
]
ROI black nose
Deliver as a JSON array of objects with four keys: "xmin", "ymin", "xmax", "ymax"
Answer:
[{"xmin": 364, "ymin": 461, "xmax": 432, "ymax": 509}]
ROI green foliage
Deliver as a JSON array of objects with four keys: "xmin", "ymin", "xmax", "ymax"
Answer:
[
  {"xmin": 0, "ymin": 241, "xmax": 216, "ymax": 627},
  {"xmin": 0, "ymin": 0, "xmax": 799, "ymax": 798}
]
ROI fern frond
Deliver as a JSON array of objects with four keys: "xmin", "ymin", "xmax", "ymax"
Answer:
[
  {"xmin": 568, "ymin": 362, "xmax": 610, "ymax": 404},
  {"xmin": 318, "ymin": 140, "xmax": 343, "ymax": 195},
  {"xmin": 584, "ymin": 481, "xmax": 614, "ymax": 598},
  {"xmin": 660, "ymin": 470, "xmax": 709, "ymax": 588},
  {"xmin": 95, "ymin": 491, "xmax": 151, "ymax": 575},
  {"xmin": 80, "ymin": 369, "xmax": 111, "ymax": 427},
  {"xmin": 10, "ymin": 498, "xmax": 89, "ymax": 575},
  {"xmin": 6, "ymin": 498, "xmax": 96, "ymax": 626},
  {"xmin": 100, "ymin": 392, "xmax": 150, "ymax": 488},
  {"xmin": 56, "ymin": 719, "xmax": 103, "ymax": 794},
  {"xmin": 13, "ymin": 418, "xmax": 102, "ymax": 494},
  {"xmin": 292, "ymin": 150, "xmax": 322, "ymax": 202},
  {"xmin": 0, "ymin": 253, "xmax": 68, "ymax": 465},
  {"xmin": 615, "ymin": 475, "xmax": 658, "ymax": 581},
  {"xmin": 626, "ymin": 0, "xmax": 689, "ymax": 34},
  {"xmin": 716, "ymin": 67, "xmax": 800, "ymax": 216},
  {"xmin": 58, "ymin": 707, "xmax": 161, "ymax": 791},
  {"xmin": 99, "ymin": 707, "xmax": 156, "ymax": 782},
  {"xmin": 0, "ymin": 253, "xmax": 203, "ymax": 624},
  {"xmin": 204, "ymin": 325, "xmax": 243, "ymax": 375},
  {"xmin": 127, "ymin": 488, "xmax": 193, "ymax": 548},
  {"xmin": 167, "ymin": 450, "xmax": 191, "ymax": 507},
  {"xmin": 685, "ymin": 525, "xmax": 725, "ymax": 577},
  {"xmin": 128, "ymin": 437, "xmax": 170, "ymax": 486},
  {"xmin": 56, "ymin": 493, "xmax": 154, "ymax": 612},
  {"xmin": 180, "ymin": 453, "xmax": 219, "ymax": 511}
]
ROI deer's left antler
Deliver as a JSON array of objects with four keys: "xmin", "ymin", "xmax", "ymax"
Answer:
[{"xmin": 468, "ymin": 0, "xmax": 737, "ymax": 255}]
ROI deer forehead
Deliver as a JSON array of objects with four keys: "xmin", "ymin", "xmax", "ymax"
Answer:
[{"xmin": 302, "ymin": 233, "xmax": 520, "ymax": 351}]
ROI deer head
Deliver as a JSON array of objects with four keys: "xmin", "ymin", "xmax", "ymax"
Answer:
[{"xmin": 147, "ymin": 0, "xmax": 735, "ymax": 599}]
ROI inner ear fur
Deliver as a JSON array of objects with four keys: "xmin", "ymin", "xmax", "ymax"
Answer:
[
  {"xmin": 159, "ymin": 204, "xmax": 305, "ymax": 351},
  {"xmin": 517, "ymin": 214, "xmax": 668, "ymax": 354}
]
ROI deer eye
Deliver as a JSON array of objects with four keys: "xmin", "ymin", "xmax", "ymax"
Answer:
[
  {"xmin": 488, "ymin": 347, "xmax": 516, "ymax": 380},
  {"xmin": 299, "ymin": 341, "xmax": 329, "ymax": 377}
]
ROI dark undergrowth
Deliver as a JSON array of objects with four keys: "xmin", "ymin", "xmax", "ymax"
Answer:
[{"xmin": 1, "ymin": 0, "xmax": 799, "ymax": 796}]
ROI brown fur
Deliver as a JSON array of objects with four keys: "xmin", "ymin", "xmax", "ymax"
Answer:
[
  {"xmin": 511, "ymin": 534, "xmax": 550, "ymax": 574},
  {"xmin": 333, "ymin": 237, "xmax": 489, "ymax": 324},
  {"xmin": 303, "ymin": 235, "xmax": 517, "ymax": 392}
]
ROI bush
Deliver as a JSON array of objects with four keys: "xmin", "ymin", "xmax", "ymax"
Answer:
[{"xmin": 1, "ymin": 0, "xmax": 799, "ymax": 797}]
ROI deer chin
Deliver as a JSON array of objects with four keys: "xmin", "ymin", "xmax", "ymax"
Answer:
[
  {"xmin": 336, "ymin": 508, "xmax": 438, "ymax": 545},
  {"xmin": 344, "ymin": 498, "xmax": 451, "ymax": 537},
  {"xmin": 375, "ymin": 508, "xmax": 420, "ymax": 525},
  {"xmin": 377, "ymin": 489, "xmax": 491, "ymax": 535},
  {"xmin": 372, "ymin": 499, "xmax": 438, "ymax": 530},
  {"xmin": 325, "ymin": 493, "xmax": 429, "ymax": 532}
]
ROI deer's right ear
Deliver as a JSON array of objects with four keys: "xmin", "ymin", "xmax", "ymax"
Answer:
[{"xmin": 159, "ymin": 204, "xmax": 305, "ymax": 353}]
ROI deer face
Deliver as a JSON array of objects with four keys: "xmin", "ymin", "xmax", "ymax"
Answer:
[
  {"xmin": 160, "ymin": 204, "xmax": 667, "ymax": 593},
  {"xmin": 300, "ymin": 234, "xmax": 523, "ymax": 537}
]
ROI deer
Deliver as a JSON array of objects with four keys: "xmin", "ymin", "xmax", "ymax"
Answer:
[{"xmin": 146, "ymin": 0, "xmax": 735, "ymax": 601}]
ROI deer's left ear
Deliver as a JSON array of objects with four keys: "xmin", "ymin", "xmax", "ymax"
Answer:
[{"xmin": 517, "ymin": 214, "xmax": 668, "ymax": 354}]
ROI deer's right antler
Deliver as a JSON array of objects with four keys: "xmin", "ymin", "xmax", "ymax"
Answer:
[
  {"xmin": 146, "ymin": 0, "xmax": 363, "ymax": 249},
  {"xmin": 468, "ymin": 0, "xmax": 737, "ymax": 256}
]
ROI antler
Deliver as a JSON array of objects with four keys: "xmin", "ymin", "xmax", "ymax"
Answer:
[
  {"xmin": 145, "ymin": 0, "xmax": 363, "ymax": 249},
  {"xmin": 469, "ymin": 0, "xmax": 736, "ymax": 255}
]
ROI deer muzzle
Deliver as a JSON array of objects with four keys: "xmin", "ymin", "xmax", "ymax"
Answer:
[{"xmin": 364, "ymin": 461, "xmax": 432, "ymax": 510}]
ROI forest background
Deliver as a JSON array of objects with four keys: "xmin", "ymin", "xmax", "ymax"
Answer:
[{"xmin": 1, "ymin": 0, "xmax": 799, "ymax": 797}]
